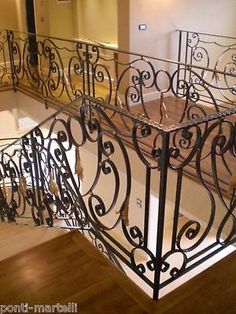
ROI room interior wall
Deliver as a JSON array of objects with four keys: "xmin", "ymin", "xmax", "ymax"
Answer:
[
  {"xmin": 47, "ymin": 0, "xmax": 75, "ymax": 39},
  {"xmin": 15, "ymin": 0, "xmax": 27, "ymax": 33},
  {"xmin": 0, "ymin": 91, "xmax": 18, "ymax": 136},
  {"xmin": 0, "ymin": 0, "xmax": 18, "ymax": 30},
  {"xmin": 77, "ymin": 0, "xmax": 118, "ymax": 45},
  {"xmin": 129, "ymin": 0, "xmax": 236, "ymax": 60},
  {"xmin": 33, "ymin": 0, "xmax": 49, "ymax": 36}
]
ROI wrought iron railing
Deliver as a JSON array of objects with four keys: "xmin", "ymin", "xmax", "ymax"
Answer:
[
  {"xmin": 0, "ymin": 29, "xmax": 235, "ymax": 122},
  {"xmin": 0, "ymin": 95, "xmax": 236, "ymax": 300},
  {"xmin": 0, "ymin": 29, "xmax": 235, "ymax": 299},
  {"xmin": 177, "ymin": 29, "xmax": 236, "ymax": 107}
]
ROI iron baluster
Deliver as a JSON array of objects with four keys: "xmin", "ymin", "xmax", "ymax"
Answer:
[
  {"xmin": 143, "ymin": 166, "xmax": 151, "ymax": 247},
  {"xmin": 171, "ymin": 168, "xmax": 183, "ymax": 251}
]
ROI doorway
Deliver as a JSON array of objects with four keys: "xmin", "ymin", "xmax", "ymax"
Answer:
[{"xmin": 25, "ymin": 0, "xmax": 38, "ymax": 65}]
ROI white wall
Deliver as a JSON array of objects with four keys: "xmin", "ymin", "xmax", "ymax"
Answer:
[{"xmin": 129, "ymin": 0, "xmax": 236, "ymax": 59}]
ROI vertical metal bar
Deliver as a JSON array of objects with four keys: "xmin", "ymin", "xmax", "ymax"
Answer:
[
  {"xmin": 91, "ymin": 63, "xmax": 96, "ymax": 98},
  {"xmin": 113, "ymin": 52, "xmax": 119, "ymax": 88},
  {"xmin": 184, "ymin": 31, "xmax": 189, "ymax": 84},
  {"xmin": 85, "ymin": 43, "xmax": 91, "ymax": 96},
  {"xmin": 177, "ymin": 30, "xmax": 183, "ymax": 64},
  {"xmin": 143, "ymin": 166, "xmax": 151, "ymax": 247},
  {"xmin": 82, "ymin": 59, "xmax": 86, "ymax": 96},
  {"xmin": 171, "ymin": 168, "xmax": 183, "ymax": 251},
  {"xmin": 0, "ymin": 184, "xmax": 12, "ymax": 221},
  {"xmin": 185, "ymin": 31, "xmax": 189, "ymax": 64},
  {"xmin": 153, "ymin": 131, "xmax": 170, "ymax": 300},
  {"xmin": 176, "ymin": 30, "xmax": 182, "ymax": 95},
  {"xmin": 30, "ymin": 134, "xmax": 43, "ymax": 224},
  {"xmin": 189, "ymin": 47, "xmax": 193, "ymax": 83},
  {"xmin": 6, "ymin": 30, "xmax": 16, "ymax": 92}
]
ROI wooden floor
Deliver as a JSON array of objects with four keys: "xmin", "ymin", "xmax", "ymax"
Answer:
[{"xmin": 0, "ymin": 231, "xmax": 235, "ymax": 313}]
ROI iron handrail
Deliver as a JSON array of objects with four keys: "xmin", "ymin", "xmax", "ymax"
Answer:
[
  {"xmin": 177, "ymin": 29, "xmax": 236, "ymax": 41},
  {"xmin": 6, "ymin": 29, "xmax": 236, "ymax": 78}
]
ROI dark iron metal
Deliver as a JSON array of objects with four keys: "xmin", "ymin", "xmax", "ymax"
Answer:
[
  {"xmin": 0, "ymin": 30, "xmax": 12, "ymax": 89},
  {"xmin": 0, "ymin": 93, "xmax": 235, "ymax": 300},
  {"xmin": 0, "ymin": 29, "xmax": 235, "ymax": 300}
]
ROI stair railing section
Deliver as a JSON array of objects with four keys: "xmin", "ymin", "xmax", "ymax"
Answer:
[
  {"xmin": 2, "ymin": 29, "xmax": 235, "ymax": 123},
  {"xmin": 177, "ymin": 29, "xmax": 236, "ymax": 108},
  {"xmin": 0, "ymin": 95, "xmax": 236, "ymax": 300}
]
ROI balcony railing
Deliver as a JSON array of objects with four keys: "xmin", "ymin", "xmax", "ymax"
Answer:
[
  {"xmin": 177, "ymin": 29, "xmax": 236, "ymax": 107},
  {"xmin": 0, "ymin": 29, "xmax": 235, "ymax": 120},
  {"xmin": 0, "ymin": 29, "xmax": 235, "ymax": 300}
]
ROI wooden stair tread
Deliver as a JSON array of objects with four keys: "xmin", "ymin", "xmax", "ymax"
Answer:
[{"xmin": 0, "ymin": 221, "xmax": 68, "ymax": 262}]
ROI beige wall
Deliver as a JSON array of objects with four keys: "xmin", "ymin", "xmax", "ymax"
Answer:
[
  {"xmin": 15, "ymin": 0, "xmax": 27, "ymax": 33},
  {"xmin": 34, "ymin": 0, "xmax": 49, "ymax": 36},
  {"xmin": 48, "ymin": 0, "xmax": 75, "ymax": 38},
  {"xmin": 117, "ymin": 0, "xmax": 129, "ymax": 51},
  {"xmin": 33, "ymin": 0, "xmax": 118, "ymax": 43},
  {"xmin": 77, "ymin": 0, "xmax": 118, "ymax": 45},
  {"xmin": 0, "ymin": 0, "xmax": 18, "ymax": 30}
]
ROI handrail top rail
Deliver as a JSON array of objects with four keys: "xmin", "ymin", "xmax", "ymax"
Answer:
[
  {"xmin": 177, "ymin": 29, "xmax": 236, "ymax": 41},
  {"xmin": 1, "ymin": 93, "xmax": 236, "ymax": 155},
  {"xmin": 167, "ymin": 107, "xmax": 236, "ymax": 132},
  {"xmin": 0, "ymin": 95, "xmax": 171, "ymax": 154},
  {"xmin": 3, "ymin": 29, "xmax": 236, "ymax": 78}
]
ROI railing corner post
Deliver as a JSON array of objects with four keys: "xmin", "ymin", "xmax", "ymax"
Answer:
[{"xmin": 153, "ymin": 130, "xmax": 170, "ymax": 300}]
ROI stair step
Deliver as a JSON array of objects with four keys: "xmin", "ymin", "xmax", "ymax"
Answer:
[{"xmin": 0, "ymin": 221, "xmax": 69, "ymax": 262}]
